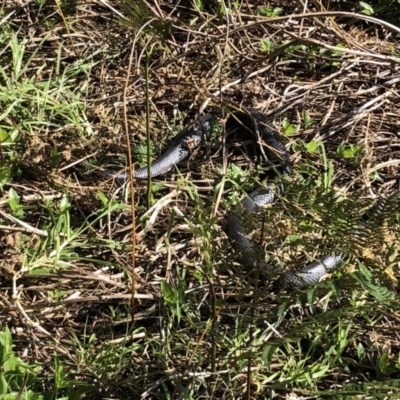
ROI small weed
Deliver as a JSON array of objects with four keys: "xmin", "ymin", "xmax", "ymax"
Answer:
[
  {"xmin": 302, "ymin": 110, "xmax": 315, "ymax": 129},
  {"xmin": 0, "ymin": 326, "xmax": 93, "ymax": 399},
  {"xmin": 206, "ymin": 115, "xmax": 223, "ymax": 143},
  {"xmin": 258, "ymin": 7, "xmax": 284, "ymax": 17},
  {"xmin": 336, "ymin": 141, "xmax": 364, "ymax": 161},
  {"xmin": 360, "ymin": 1, "xmax": 375, "ymax": 15},
  {"xmin": 281, "ymin": 118, "xmax": 298, "ymax": 136},
  {"xmin": 0, "ymin": 327, "xmax": 40, "ymax": 397},
  {"xmin": 194, "ymin": 0, "xmax": 204, "ymax": 11},
  {"xmin": 217, "ymin": 162, "xmax": 255, "ymax": 206},
  {"xmin": 17, "ymin": 193, "xmax": 127, "ymax": 274},
  {"xmin": 133, "ymin": 140, "xmax": 156, "ymax": 167},
  {"xmin": 260, "ymin": 41, "xmax": 347, "ymax": 69},
  {"xmin": 7, "ymin": 187, "xmax": 30, "ymax": 217},
  {"xmin": 0, "ymin": 30, "xmax": 103, "ymax": 182},
  {"xmin": 260, "ymin": 38, "xmax": 277, "ymax": 54},
  {"xmin": 161, "ymin": 271, "xmax": 188, "ymax": 323}
]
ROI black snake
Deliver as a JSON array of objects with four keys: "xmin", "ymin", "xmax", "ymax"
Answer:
[{"xmin": 105, "ymin": 110, "xmax": 346, "ymax": 286}]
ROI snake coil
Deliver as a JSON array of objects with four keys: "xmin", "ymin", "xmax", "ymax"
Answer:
[{"xmin": 105, "ymin": 110, "xmax": 348, "ymax": 286}]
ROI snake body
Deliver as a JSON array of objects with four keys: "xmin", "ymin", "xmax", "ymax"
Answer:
[
  {"xmin": 106, "ymin": 110, "xmax": 344, "ymax": 286},
  {"xmin": 224, "ymin": 110, "xmax": 344, "ymax": 286},
  {"xmin": 106, "ymin": 115, "xmax": 212, "ymax": 180}
]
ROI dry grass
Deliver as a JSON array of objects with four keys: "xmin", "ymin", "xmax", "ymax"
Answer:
[{"xmin": 0, "ymin": 1, "xmax": 400, "ymax": 399}]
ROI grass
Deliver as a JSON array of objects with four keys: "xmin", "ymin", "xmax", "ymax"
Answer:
[
  {"xmin": 0, "ymin": 31, "xmax": 98, "ymax": 188},
  {"xmin": 0, "ymin": 1, "xmax": 400, "ymax": 399}
]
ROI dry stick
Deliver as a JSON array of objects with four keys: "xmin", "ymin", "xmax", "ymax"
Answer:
[
  {"xmin": 318, "ymin": 90, "xmax": 395, "ymax": 141},
  {"xmin": 125, "ymin": 42, "xmax": 139, "ymax": 326},
  {"xmin": 145, "ymin": 49, "xmax": 153, "ymax": 209},
  {"xmin": 149, "ymin": 98, "xmax": 176, "ymax": 136},
  {"xmin": 54, "ymin": 0, "xmax": 74, "ymax": 49},
  {"xmin": 362, "ymin": 113, "xmax": 374, "ymax": 195},
  {"xmin": 245, "ymin": 221, "xmax": 266, "ymax": 400},
  {"xmin": 0, "ymin": 209, "xmax": 49, "ymax": 237},
  {"xmin": 98, "ymin": 0, "xmax": 127, "ymax": 20},
  {"xmin": 289, "ymin": 35, "xmax": 400, "ymax": 64},
  {"xmin": 322, "ymin": 81, "xmax": 343, "ymax": 126},
  {"xmin": 299, "ymin": 0, "xmax": 308, "ymax": 37},
  {"xmin": 14, "ymin": 370, "xmax": 30, "ymax": 400},
  {"xmin": 124, "ymin": 18, "xmax": 158, "ymax": 325},
  {"xmin": 314, "ymin": 0, "xmax": 387, "ymax": 57},
  {"xmin": 212, "ymin": 6, "xmax": 232, "ymax": 391},
  {"xmin": 3, "ymin": 293, "xmax": 156, "ymax": 312},
  {"xmin": 282, "ymin": 61, "xmax": 356, "ymax": 98},
  {"xmin": 187, "ymin": 271, "xmax": 218, "ymax": 365},
  {"xmin": 308, "ymin": 0, "xmax": 354, "ymax": 49},
  {"xmin": 15, "ymin": 299, "xmax": 56, "ymax": 342},
  {"xmin": 11, "ymin": 264, "xmax": 56, "ymax": 341},
  {"xmin": 58, "ymin": 152, "xmax": 98, "ymax": 171},
  {"xmin": 22, "ymin": 272, "xmax": 128, "ymax": 288}
]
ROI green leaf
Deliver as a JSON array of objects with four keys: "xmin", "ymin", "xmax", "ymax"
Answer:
[
  {"xmin": 355, "ymin": 262, "xmax": 395, "ymax": 301},
  {"xmin": 336, "ymin": 141, "xmax": 363, "ymax": 159},
  {"xmin": 357, "ymin": 261, "xmax": 373, "ymax": 280},
  {"xmin": 50, "ymin": 146, "xmax": 63, "ymax": 166},
  {"xmin": 49, "ymin": 290, "xmax": 66, "ymax": 300},
  {"xmin": 306, "ymin": 140, "xmax": 318, "ymax": 153},
  {"xmin": 54, "ymin": 353, "xmax": 67, "ymax": 389},
  {"xmin": 0, "ymin": 164, "xmax": 12, "ymax": 187},
  {"xmin": 0, "ymin": 129, "xmax": 12, "ymax": 142},
  {"xmin": 260, "ymin": 39, "xmax": 272, "ymax": 53},
  {"xmin": 302, "ymin": 110, "xmax": 314, "ymax": 129},
  {"xmin": 378, "ymin": 351, "xmax": 395, "ymax": 375},
  {"xmin": 0, "ymin": 373, "xmax": 8, "ymax": 395},
  {"xmin": 161, "ymin": 281, "xmax": 177, "ymax": 304},
  {"xmin": 281, "ymin": 118, "xmax": 297, "ymax": 135},
  {"xmin": 0, "ymin": 327, "xmax": 13, "ymax": 363},
  {"xmin": 160, "ymin": 281, "xmax": 185, "ymax": 322},
  {"xmin": 357, "ymin": 342, "xmax": 366, "ymax": 361},
  {"xmin": 311, "ymin": 364, "xmax": 329, "ymax": 379},
  {"xmin": 3, "ymin": 358, "xmax": 15, "ymax": 375},
  {"xmin": 28, "ymin": 268, "xmax": 50, "ymax": 275},
  {"xmin": 59, "ymin": 196, "xmax": 71, "ymax": 212},
  {"xmin": 151, "ymin": 183, "xmax": 165, "ymax": 192},
  {"xmin": 8, "ymin": 188, "xmax": 23, "ymax": 217},
  {"xmin": 97, "ymin": 190, "xmax": 109, "ymax": 206},
  {"xmin": 360, "ymin": 1, "xmax": 374, "ymax": 15},
  {"xmin": 258, "ymin": 7, "xmax": 283, "ymax": 17},
  {"xmin": 262, "ymin": 344, "xmax": 277, "ymax": 368},
  {"xmin": 287, "ymin": 234, "xmax": 302, "ymax": 242},
  {"xmin": 332, "ymin": 43, "xmax": 347, "ymax": 57}
]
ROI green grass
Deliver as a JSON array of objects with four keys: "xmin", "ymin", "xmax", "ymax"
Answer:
[
  {"xmin": 0, "ymin": 327, "xmax": 94, "ymax": 399},
  {"xmin": 0, "ymin": 31, "xmax": 101, "ymax": 188}
]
